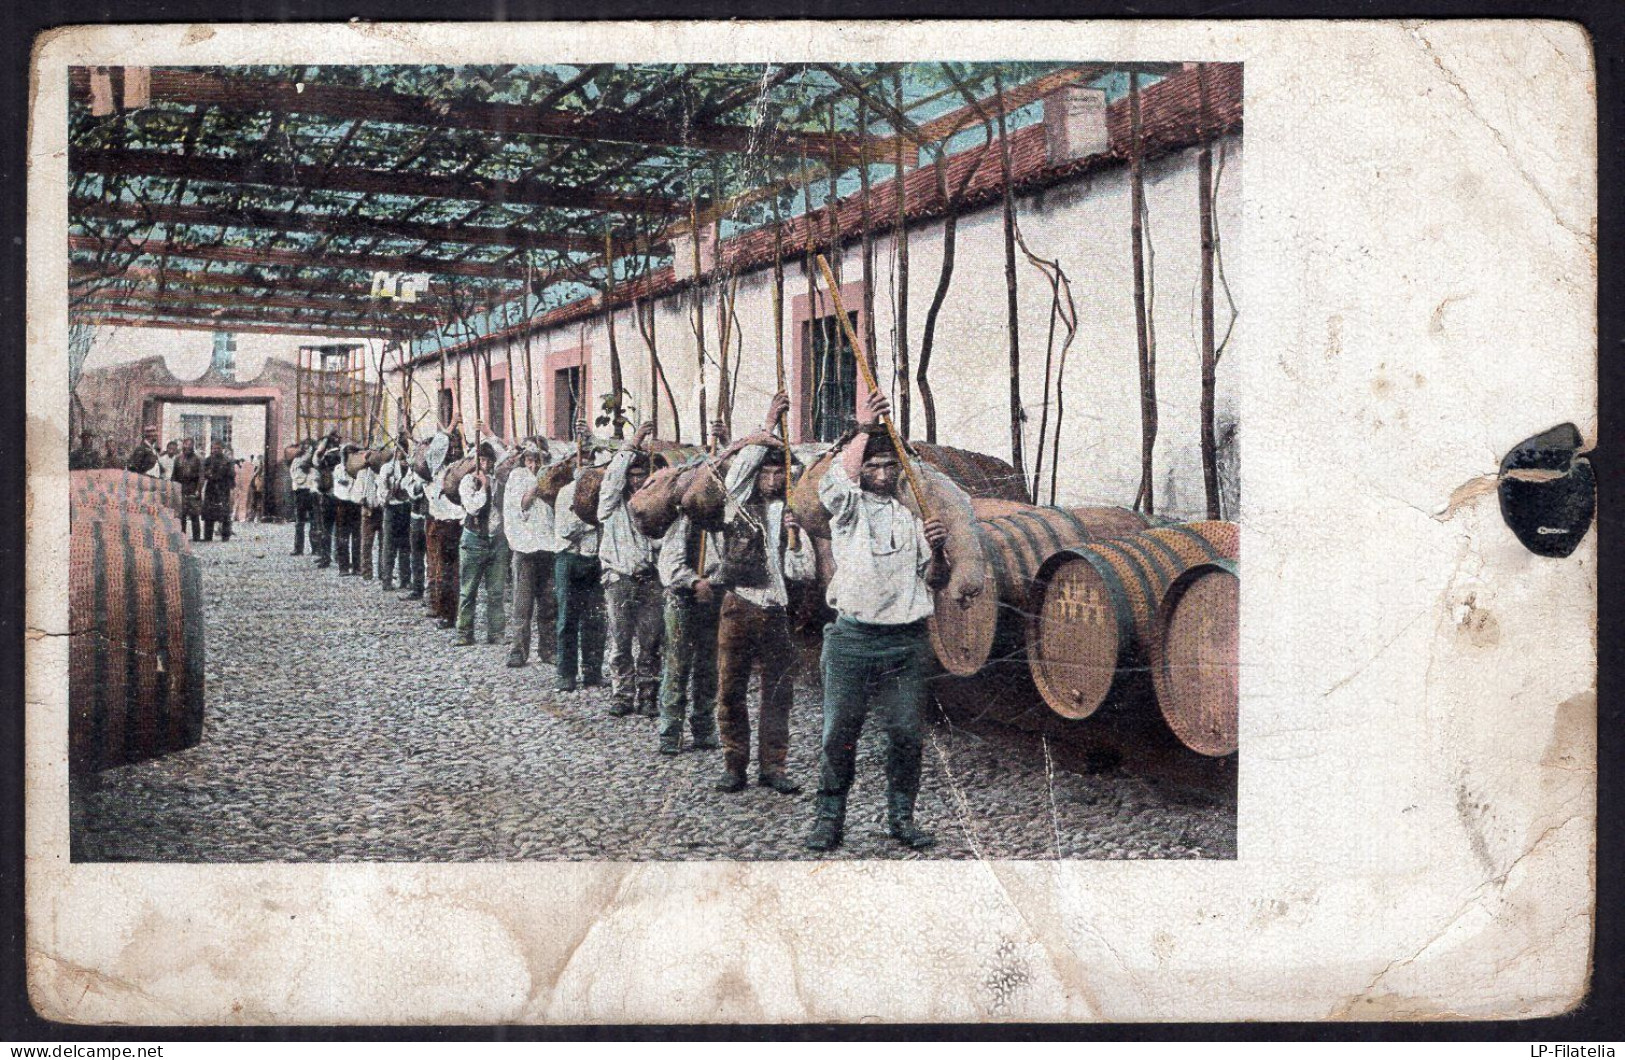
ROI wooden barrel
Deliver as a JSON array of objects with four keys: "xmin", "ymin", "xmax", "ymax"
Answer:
[
  {"xmin": 72, "ymin": 469, "xmax": 183, "ymax": 515},
  {"xmin": 928, "ymin": 503, "xmax": 1157, "ymax": 677},
  {"xmin": 571, "ymin": 465, "xmax": 606, "ymax": 526},
  {"xmin": 68, "ymin": 514, "xmax": 206, "ymax": 774},
  {"xmin": 1150, "ymin": 560, "xmax": 1240, "ymax": 756},
  {"xmin": 1026, "ymin": 521, "xmax": 1239, "ymax": 722},
  {"xmin": 915, "ymin": 444, "xmax": 1031, "ymax": 504},
  {"xmin": 344, "ymin": 448, "xmax": 370, "ymax": 476},
  {"xmin": 441, "ymin": 455, "xmax": 477, "ymax": 503}
]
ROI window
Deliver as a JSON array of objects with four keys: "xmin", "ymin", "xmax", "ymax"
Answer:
[
  {"xmin": 553, "ymin": 366, "xmax": 583, "ymax": 440},
  {"xmin": 804, "ymin": 311, "xmax": 860, "ymax": 443},
  {"xmin": 210, "ymin": 331, "xmax": 236, "ymax": 376},
  {"xmin": 488, "ymin": 379, "xmax": 506, "ymax": 439},
  {"xmin": 438, "ymin": 388, "xmax": 455, "ymax": 429},
  {"xmin": 321, "ymin": 348, "xmax": 351, "ymax": 373},
  {"xmin": 180, "ymin": 414, "xmax": 232, "ymax": 456}
]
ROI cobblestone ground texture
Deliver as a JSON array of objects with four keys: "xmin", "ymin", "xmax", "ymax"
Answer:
[{"xmin": 72, "ymin": 525, "xmax": 1237, "ymax": 862}]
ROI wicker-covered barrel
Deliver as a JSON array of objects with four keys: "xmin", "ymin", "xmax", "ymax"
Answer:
[
  {"xmin": 71, "ymin": 492, "xmax": 185, "ymax": 542},
  {"xmin": 915, "ymin": 444, "xmax": 1031, "ymax": 504},
  {"xmin": 68, "ymin": 514, "xmax": 205, "ymax": 774},
  {"xmin": 1026, "ymin": 521, "xmax": 1239, "ymax": 722},
  {"xmin": 343, "ymin": 448, "xmax": 371, "ymax": 476},
  {"xmin": 928, "ymin": 502, "xmax": 1157, "ymax": 677},
  {"xmin": 571, "ymin": 465, "xmax": 606, "ymax": 526},
  {"xmin": 1149, "ymin": 560, "xmax": 1240, "ymax": 756},
  {"xmin": 71, "ymin": 469, "xmax": 183, "ymax": 515},
  {"xmin": 650, "ymin": 444, "xmax": 707, "ymax": 470}
]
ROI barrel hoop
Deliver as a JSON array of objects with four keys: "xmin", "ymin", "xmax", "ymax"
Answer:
[
  {"xmin": 121, "ymin": 524, "xmax": 140, "ymax": 767},
  {"xmin": 1061, "ymin": 547, "xmax": 1136, "ymax": 663},
  {"xmin": 993, "ymin": 512, "xmax": 1052, "ymax": 577},
  {"xmin": 1046, "ymin": 506, "xmax": 1094, "ymax": 541},
  {"xmin": 151, "ymin": 545, "xmax": 174, "ymax": 756},
  {"xmin": 1115, "ymin": 534, "xmax": 1177, "ymax": 586},
  {"xmin": 1135, "ymin": 531, "xmax": 1190, "ymax": 575},
  {"xmin": 1159, "ymin": 523, "xmax": 1224, "ymax": 562},
  {"xmin": 1010, "ymin": 509, "xmax": 1072, "ymax": 555},
  {"xmin": 89, "ymin": 525, "xmax": 109, "ymax": 771},
  {"xmin": 1088, "ymin": 539, "xmax": 1163, "ymax": 629}
]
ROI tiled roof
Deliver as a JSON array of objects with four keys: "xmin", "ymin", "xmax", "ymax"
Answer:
[{"xmin": 415, "ymin": 63, "xmax": 1243, "ymax": 364}]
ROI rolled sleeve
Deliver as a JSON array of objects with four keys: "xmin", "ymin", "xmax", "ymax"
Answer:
[
  {"xmin": 819, "ymin": 459, "xmax": 861, "ymax": 526},
  {"xmin": 597, "ymin": 449, "xmax": 635, "ymax": 522}
]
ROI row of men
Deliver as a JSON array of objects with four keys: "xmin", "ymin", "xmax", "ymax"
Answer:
[
  {"xmin": 115, "ymin": 428, "xmax": 246, "ymax": 541},
  {"xmin": 285, "ymin": 389, "xmax": 948, "ymax": 853}
]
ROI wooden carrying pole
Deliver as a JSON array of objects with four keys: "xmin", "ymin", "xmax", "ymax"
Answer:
[
  {"xmin": 813, "ymin": 253, "xmax": 932, "ymax": 522},
  {"xmin": 773, "ymin": 215, "xmax": 799, "ymax": 550}
]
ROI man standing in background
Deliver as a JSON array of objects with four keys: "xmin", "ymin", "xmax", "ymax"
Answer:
[
  {"xmin": 172, "ymin": 436, "xmax": 204, "ymax": 543},
  {"xmin": 201, "ymin": 442, "xmax": 235, "ymax": 542},
  {"xmin": 356, "ymin": 452, "xmax": 382, "ymax": 582},
  {"xmin": 288, "ymin": 440, "xmax": 317, "ymax": 557}
]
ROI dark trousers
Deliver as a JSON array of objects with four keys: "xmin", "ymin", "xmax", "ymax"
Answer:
[
  {"xmin": 717, "ymin": 594, "xmax": 796, "ymax": 779},
  {"xmin": 181, "ymin": 493, "xmax": 202, "ymax": 541},
  {"xmin": 815, "ymin": 616, "xmax": 932, "ymax": 824},
  {"xmin": 660, "ymin": 590, "xmax": 720, "ymax": 745},
  {"xmin": 605, "ymin": 571, "xmax": 664, "ymax": 712},
  {"xmin": 292, "ymin": 490, "xmax": 316, "ymax": 554},
  {"xmin": 425, "ymin": 517, "xmax": 461, "ymax": 619},
  {"xmin": 406, "ymin": 516, "xmax": 427, "ymax": 594},
  {"xmin": 554, "ymin": 552, "xmax": 605, "ymax": 685},
  {"xmin": 509, "ymin": 549, "xmax": 556, "ymax": 663},
  {"xmin": 203, "ymin": 510, "xmax": 232, "ymax": 542},
  {"xmin": 360, "ymin": 506, "xmax": 382, "ymax": 579},
  {"xmin": 334, "ymin": 500, "xmax": 361, "ymax": 573},
  {"xmin": 314, "ymin": 492, "xmax": 336, "ymax": 566},
  {"xmin": 380, "ymin": 504, "xmax": 411, "ymax": 588},
  {"xmin": 456, "ymin": 530, "xmax": 509, "ymax": 639}
]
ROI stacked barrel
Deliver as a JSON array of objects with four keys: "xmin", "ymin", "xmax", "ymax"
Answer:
[
  {"xmin": 68, "ymin": 470, "xmax": 206, "ymax": 775},
  {"xmin": 927, "ymin": 499, "xmax": 1240, "ymax": 758}
]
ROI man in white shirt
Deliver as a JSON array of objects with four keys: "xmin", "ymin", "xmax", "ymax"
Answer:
[
  {"xmin": 156, "ymin": 441, "xmax": 178, "ymax": 482},
  {"xmin": 503, "ymin": 442, "xmax": 559, "ymax": 668},
  {"xmin": 332, "ymin": 445, "xmax": 363, "ymax": 576},
  {"xmin": 807, "ymin": 389, "xmax": 949, "ymax": 853},
  {"xmin": 711, "ymin": 392, "xmax": 817, "ymax": 793},
  {"xmin": 597, "ymin": 420, "xmax": 663, "ymax": 718},
  {"xmin": 355, "ymin": 453, "xmax": 382, "ymax": 581},
  {"xmin": 312, "ymin": 431, "xmax": 341, "ymax": 569},
  {"xmin": 287, "ymin": 440, "xmax": 318, "ymax": 557},
  {"xmin": 377, "ymin": 432, "xmax": 413, "ymax": 593},
  {"xmin": 552, "ymin": 434, "xmax": 608, "ymax": 693},
  {"xmin": 424, "ymin": 427, "xmax": 465, "ymax": 628},
  {"xmin": 453, "ymin": 429, "xmax": 510, "ymax": 647},
  {"xmin": 655, "ymin": 508, "xmax": 723, "ymax": 755}
]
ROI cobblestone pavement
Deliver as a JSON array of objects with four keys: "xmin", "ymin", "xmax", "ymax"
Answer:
[{"xmin": 72, "ymin": 525, "xmax": 1236, "ymax": 862}]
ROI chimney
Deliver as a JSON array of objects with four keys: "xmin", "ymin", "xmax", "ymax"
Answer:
[
  {"xmin": 1043, "ymin": 84, "xmax": 1110, "ymax": 165},
  {"xmin": 672, "ymin": 225, "xmax": 718, "ymax": 282}
]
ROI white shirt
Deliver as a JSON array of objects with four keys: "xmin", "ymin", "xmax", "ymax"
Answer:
[
  {"xmin": 820, "ymin": 460, "xmax": 935, "ymax": 625},
  {"xmin": 377, "ymin": 457, "xmax": 407, "ymax": 505},
  {"xmin": 289, "ymin": 453, "xmax": 316, "ymax": 492},
  {"xmin": 595, "ymin": 449, "xmax": 660, "ymax": 581},
  {"xmin": 459, "ymin": 471, "xmax": 503, "ymax": 537},
  {"xmin": 153, "ymin": 452, "xmax": 175, "ymax": 480},
  {"xmin": 657, "ymin": 513, "xmax": 723, "ymax": 591},
  {"xmin": 503, "ymin": 465, "xmax": 559, "ymax": 555},
  {"xmin": 353, "ymin": 465, "xmax": 379, "ymax": 509},
  {"xmin": 426, "ymin": 466, "xmax": 465, "ymax": 522},
  {"xmin": 553, "ymin": 479, "xmax": 599, "ymax": 558},
  {"xmin": 721, "ymin": 444, "xmax": 816, "ymax": 609},
  {"xmin": 333, "ymin": 460, "xmax": 357, "ymax": 503}
]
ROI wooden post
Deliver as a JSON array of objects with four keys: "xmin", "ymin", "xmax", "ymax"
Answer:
[
  {"xmin": 603, "ymin": 230, "xmax": 625, "ymax": 439},
  {"xmin": 689, "ymin": 199, "xmax": 709, "ymax": 448},
  {"xmin": 815, "ymin": 254, "xmax": 932, "ymax": 523},
  {"xmin": 893, "ymin": 70, "xmax": 911, "ymax": 439},
  {"xmin": 1197, "ymin": 64, "xmax": 1221, "ymax": 520},
  {"xmin": 857, "ymin": 98, "xmax": 878, "ymax": 381},
  {"xmin": 994, "ymin": 72, "xmax": 1027, "ymax": 487},
  {"xmin": 1129, "ymin": 71, "xmax": 1157, "ymax": 515},
  {"xmin": 773, "ymin": 210, "xmax": 799, "ymax": 550}
]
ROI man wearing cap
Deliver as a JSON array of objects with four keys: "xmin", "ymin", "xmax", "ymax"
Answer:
[
  {"xmin": 503, "ymin": 441, "xmax": 559, "ymax": 669},
  {"xmin": 201, "ymin": 442, "xmax": 235, "ymax": 542},
  {"xmin": 806, "ymin": 389, "xmax": 950, "ymax": 853},
  {"xmin": 377, "ymin": 436, "xmax": 413, "ymax": 593},
  {"xmin": 711, "ymin": 392, "xmax": 816, "ymax": 793},
  {"xmin": 423, "ymin": 424, "xmax": 465, "ymax": 627},
  {"xmin": 125, "ymin": 426, "xmax": 162, "ymax": 477},
  {"xmin": 453, "ymin": 425, "xmax": 510, "ymax": 648},
  {"xmin": 288, "ymin": 440, "xmax": 318, "ymax": 557},
  {"xmin": 552, "ymin": 432, "xmax": 608, "ymax": 694},
  {"xmin": 172, "ymin": 436, "xmax": 205, "ymax": 542},
  {"xmin": 596, "ymin": 420, "xmax": 663, "ymax": 718}
]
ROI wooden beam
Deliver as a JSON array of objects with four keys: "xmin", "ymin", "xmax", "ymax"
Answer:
[
  {"xmin": 71, "ymin": 295, "xmax": 413, "ymax": 327},
  {"xmin": 67, "ymin": 68, "xmax": 859, "ymax": 160},
  {"xmin": 70, "ymin": 197, "xmax": 656, "ymax": 256},
  {"xmin": 69, "ymin": 263, "xmax": 498, "ymax": 302},
  {"xmin": 70, "ymin": 233, "xmax": 550, "ymax": 283},
  {"xmin": 77, "ymin": 287, "xmax": 442, "ymax": 317},
  {"xmin": 71, "ymin": 147, "xmax": 688, "ymax": 216},
  {"xmin": 75, "ymin": 313, "xmax": 396, "ymax": 340}
]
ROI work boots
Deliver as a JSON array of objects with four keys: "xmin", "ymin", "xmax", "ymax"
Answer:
[
  {"xmin": 887, "ymin": 792, "xmax": 936, "ymax": 850},
  {"xmin": 804, "ymin": 796, "xmax": 846, "ymax": 852}
]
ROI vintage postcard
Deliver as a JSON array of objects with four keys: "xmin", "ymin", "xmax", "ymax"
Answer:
[{"xmin": 25, "ymin": 20, "xmax": 1595, "ymax": 1023}]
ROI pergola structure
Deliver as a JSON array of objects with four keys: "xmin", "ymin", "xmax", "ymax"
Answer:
[{"xmin": 68, "ymin": 61, "xmax": 1181, "ymax": 348}]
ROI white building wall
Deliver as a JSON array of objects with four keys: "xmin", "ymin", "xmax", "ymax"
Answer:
[
  {"xmin": 80, "ymin": 324, "xmax": 395, "ymax": 384},
  {"xmin": 395, "ymin": 134, "xmax": 1242, "ymax": 522}
]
